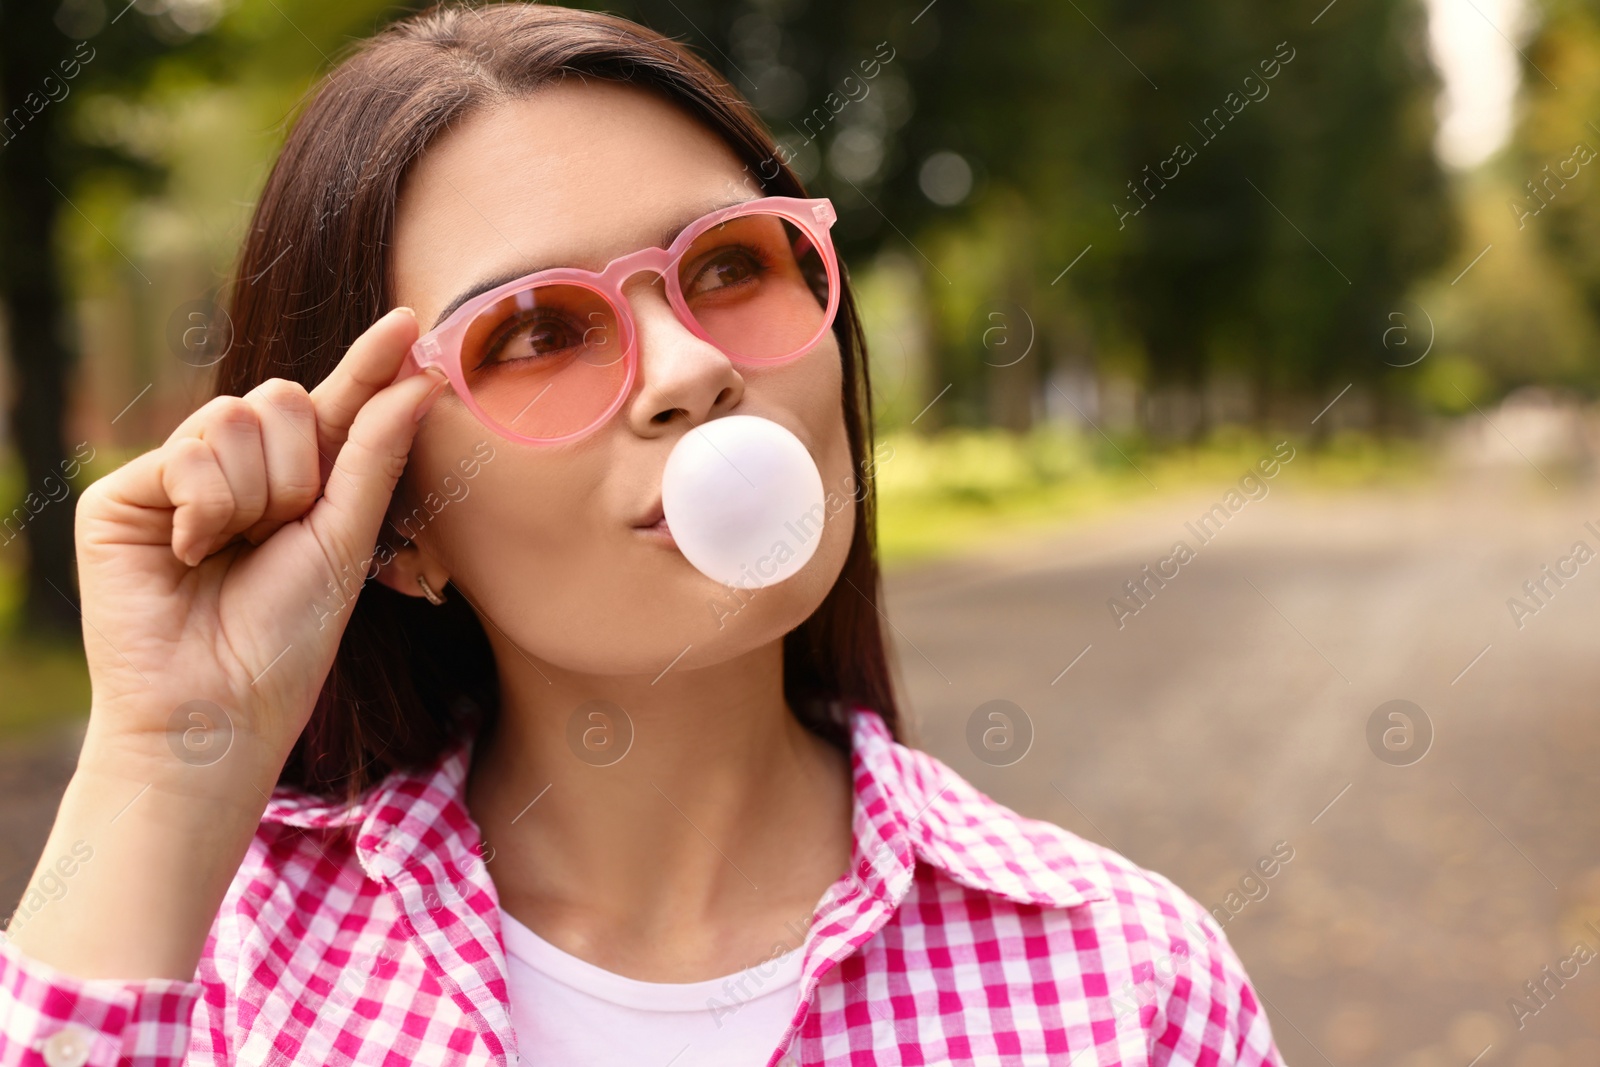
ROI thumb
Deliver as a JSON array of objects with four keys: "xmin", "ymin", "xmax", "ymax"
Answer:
[{"xmin": 306, "ymin": 368, "xmax": 449, "ymax": 572}]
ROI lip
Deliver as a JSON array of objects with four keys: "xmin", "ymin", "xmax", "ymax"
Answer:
[
  {"xmin": 631, "ymin": 500, "xmax": 675, "ymax": 546},
  {"xmin": 632, "ymin": 500, "xmax": 665, "ymax": 528}
]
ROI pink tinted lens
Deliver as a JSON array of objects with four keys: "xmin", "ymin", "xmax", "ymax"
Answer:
[
  {"xmin": 458, "ymin": 283, "xmax": 626, "ymax": 441},
  {"xmin": 678, "ymin": 212, "xmax": 832, "ymax": 362}
]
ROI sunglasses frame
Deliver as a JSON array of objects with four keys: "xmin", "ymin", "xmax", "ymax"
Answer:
[{"xmin": 393, "ymin": 195, "xmax": 841, "ymax": 446}]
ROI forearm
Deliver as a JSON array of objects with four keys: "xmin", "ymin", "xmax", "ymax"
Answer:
[{"xmin": 5, "ymin": 724, "xmax": 286, "ymax": 982}]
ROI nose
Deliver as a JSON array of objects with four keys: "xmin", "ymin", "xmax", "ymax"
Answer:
[{"xmin": 619, "ymin": 269, "xmax": 744, "ymax": 438}]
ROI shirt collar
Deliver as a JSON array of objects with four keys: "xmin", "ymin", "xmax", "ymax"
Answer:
[
  {"xmin": 261, "ymin": 704, "xmax": 1112, "ymax": 911},
  {"xmin": 841, "ymin": 704, "xmax": 1112, "ymax": 911}
]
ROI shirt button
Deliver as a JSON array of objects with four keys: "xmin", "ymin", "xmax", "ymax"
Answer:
[{"xmin": 41, "ymin": 1023, "xmax": 93, "ymax": 1067}]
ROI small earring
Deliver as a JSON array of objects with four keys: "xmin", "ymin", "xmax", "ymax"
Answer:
[{"xmin": 417, "ymin": 574, "xmax": 447, "ymax": 606}]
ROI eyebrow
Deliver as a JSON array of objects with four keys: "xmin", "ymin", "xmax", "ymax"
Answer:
[{"xmin": 429, "ymin": 195, "xmax": 760, "ymax": 330}]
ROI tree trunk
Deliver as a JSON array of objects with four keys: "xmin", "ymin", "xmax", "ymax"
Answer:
[{"xmin": 0, "ymin": 4, "xmax": 83, "ymax": 637}]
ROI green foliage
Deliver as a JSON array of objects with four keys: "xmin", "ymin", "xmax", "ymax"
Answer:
[
  {"xmin": 1505, "ymin": 0, "xmax": 1600, "ymax": 388},
  {"xmin": 872, "ymin": 424, "xmax": 1436, "ymax": 564},
  {"xmin": 1415, "ymin": 353, "xmax": 1492, "ymax": 414},
  {"xmin": 1408, "ymin": 167, "xmax": 1600, "ymax": 399}
]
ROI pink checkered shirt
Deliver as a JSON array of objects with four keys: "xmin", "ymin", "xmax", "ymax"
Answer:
[{"xmin": 1, "ymin": 707, "xmax": 1285, "ymax": 1066}]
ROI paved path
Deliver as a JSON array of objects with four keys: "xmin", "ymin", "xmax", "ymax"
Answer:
[
  {"xmin": 5, "ymin": 460, "xmax": 1598, "ymax": 1065},
  {"xmin": 883, "ymin": 463, "xmax": 1600, "ymax": 1066}
]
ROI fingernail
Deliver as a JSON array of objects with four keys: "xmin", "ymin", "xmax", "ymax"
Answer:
[
  {"xmin": 414, "ymin": 368, "xmax": 449, "ymax": 422},
  {"xmin": 389, "ymin": 306, "xmax": 416, "ymax": 324}
]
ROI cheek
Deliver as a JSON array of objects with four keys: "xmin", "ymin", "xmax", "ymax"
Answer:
[
  {"xmin": 400, "ymin": 400, "xmax": 593, "ymax": 571},
  {"xmin": 801, "ymin": 341, "xmax": 854, "ymax": 508},
  {"xmin": 419, "ymin": 444, "xmax": 655, "ymax": 672}
]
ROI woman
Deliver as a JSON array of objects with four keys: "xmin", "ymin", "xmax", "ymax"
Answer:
[{"xmin": 0, "ymin": 4, "xmax": 1285, "ymax": 1065}]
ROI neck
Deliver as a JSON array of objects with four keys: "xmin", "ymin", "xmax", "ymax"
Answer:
[{"xmin": 464, "ymin": 635, "xmax": 854, "ymax": 981}]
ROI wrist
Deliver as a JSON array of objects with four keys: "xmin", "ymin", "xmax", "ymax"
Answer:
[
  {"xmin": 7, "ymin": 734, "xmax": 284, "ymax": 981},
  {"xmin": 76, "ymin": 709, "xmax": 297, "ymax": 815}
]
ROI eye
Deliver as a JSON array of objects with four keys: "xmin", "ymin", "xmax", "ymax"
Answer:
[
  {"xmin": 478, "ymin": 310, "xmax": 593, "ymax": 367},
  {"xmin": 683, "ymin": 244, "xmax": 770, "ymax": 299}
]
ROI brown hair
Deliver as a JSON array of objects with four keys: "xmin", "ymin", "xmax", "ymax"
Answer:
[{"xmin": 213, "ymin": 1, "xmax": 902, "ymax": 801}]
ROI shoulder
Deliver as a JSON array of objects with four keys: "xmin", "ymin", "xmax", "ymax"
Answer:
[
  {"xmin": 201, "ymin": 804, "xmax": 371, "ymax": 994},
  {"xmin": 853, "ymin": 709, "xmax": 1218, "ymax": 934},
  {"xmin": 194, "ymin": 774, "xmax": 436, "ymax": 1044},
  {"xmin": 892, "ymin": 734, "xmax": 1224, "ymax": 952},
  {"xmin": 228, "ymin": 735, "xmax": 477, "ymax": 910},
  {"xmin": 205, "ymin": 774, "xmax": 409, "ymax": 983},
  {"xmin": 848, "ymin": 710, "xmax": 1283, "ymax": 1063}
]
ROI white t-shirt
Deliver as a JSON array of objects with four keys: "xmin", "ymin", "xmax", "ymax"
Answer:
[{"xmin": 499, "ymin": 907, "xmax": 804, "ymax": 1066}]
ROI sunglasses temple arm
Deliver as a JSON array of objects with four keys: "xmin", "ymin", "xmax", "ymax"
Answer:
[{"xmin": 391, "ymin": 343, "xmax": 435, "ymax": 386}]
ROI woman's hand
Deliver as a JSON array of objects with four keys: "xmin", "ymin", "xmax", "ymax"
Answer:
[
  {"xmin": 75, "ymin": 306, "xmax": 446, "ymax": 775},
  {"xmin": 3, "ymin": 307, "xmax": 446, "ymax": 982}
]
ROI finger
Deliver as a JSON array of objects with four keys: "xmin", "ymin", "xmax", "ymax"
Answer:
[
  {"xmin": 166, "ymin": 389, "xmax": 252, "ymax": 445},
  {"xmin": 240, "ymin": 379, "xmax": 321, "ymax": 543},
  {"xmin": 75, "ymin": 448, "xmax": 175, "ymax": 551},
  {"xmin": 194, "ymin": 398, "xmax": 268, "ymax": 549},
  {"xmin": 309, "ymin": 306, "xmax": 420, "ymax": 472},
  {"xmin": 161, "ymin": 437, "xmax": 236, "ymax": 567},
  {"xmin": 305, "ymin": 368, "xmax": 447, "ymax": 574}
]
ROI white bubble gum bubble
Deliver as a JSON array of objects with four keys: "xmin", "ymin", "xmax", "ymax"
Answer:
[{"xmin": 661, "ymin": 415, "xmax": 826, "ymax": 589}]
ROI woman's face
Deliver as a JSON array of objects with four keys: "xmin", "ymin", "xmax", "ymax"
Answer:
[{"xmin": 387, "ymin": 82, "xmax": 856, "ymax": 677}]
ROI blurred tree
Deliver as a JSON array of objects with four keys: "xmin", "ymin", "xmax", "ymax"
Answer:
[
  {"xmin": 0, "ymin": 0, "xmax": 82, "ymax": 635},
  {"xmin": 1415, "ymin": 166, "xmax": 1599, "ymax": 399},
  {"xmin": 0, "ymin": 0, "xmax": 186, "ymax": 635},
  {"xmin": 1034, "ymin": 0, "xmax": 1456, "ymax": 439},
  {"xmin": 1511, "ymin": 0, "xmax": 1600, "ymax": 386},
  {"xmin": 0, "ymin": 0, "xmax": 417, "ymax": 636},
  {"xmin": 1247, "ymin": 0, "xmax": 1457, "ymax": 435}
]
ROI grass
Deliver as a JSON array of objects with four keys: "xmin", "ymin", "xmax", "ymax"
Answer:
[
  {"xmin": 0, "ymin": 639, "xmax": 91, "ymax": 740},
  {"xmin": 0, "ymin": 445, "xmax": 127, "ymax": 742},
  {"xmin": 872, "ymin": 424, "xmax": 1437, "ymax": 566}
]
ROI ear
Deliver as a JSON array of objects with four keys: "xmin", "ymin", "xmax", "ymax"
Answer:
[{"xmin": 373, "ymin": 533, "xmax": 452, "ymax": 602}]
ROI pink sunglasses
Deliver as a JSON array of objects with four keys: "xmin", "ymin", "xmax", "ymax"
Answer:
[{"xmin": 393, "ymin": 195, "xmax": 841, "ymax": 445}]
